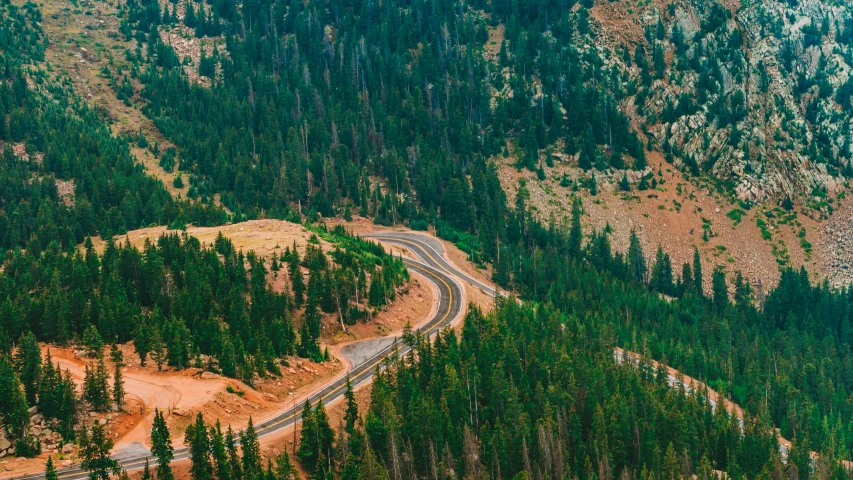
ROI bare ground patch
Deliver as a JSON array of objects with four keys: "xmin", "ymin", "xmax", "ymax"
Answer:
[{"xmin": 495, "ymin": 147, "xmax": 824, "ymax": 292}]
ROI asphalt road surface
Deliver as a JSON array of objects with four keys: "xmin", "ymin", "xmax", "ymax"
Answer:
[
  {"xmin": 13, "ymin": 243, "xmax": 465, "ymax": 480},
  {"xmin": 363, "ymin": 232, "xmax": 498, "ymax": 296}
]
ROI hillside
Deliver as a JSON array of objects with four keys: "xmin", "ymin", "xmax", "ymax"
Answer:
[
  {"xmin": 588, "ymin": 0, "xmax": 853, "ymax": 204},
  {"xmin": 6, "ymin": 0, "xmax": 853, "ymax": 478}
]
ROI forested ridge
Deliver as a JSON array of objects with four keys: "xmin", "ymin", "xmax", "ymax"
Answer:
[
  {"xmin": 0, "ymin": 224, "xmax": 408, "ymax": 456},
  {"xmin": 0, "ymin": 0, "xmax": 225, "ymax": 253},
  {"xmin": 116, "ymin": 0, "xmax": 645, "ymax": 235}
]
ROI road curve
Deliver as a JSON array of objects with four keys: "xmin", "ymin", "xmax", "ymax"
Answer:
[
  {"xmin": 363, "ymin": 232, "xmax": 498, "ymax": 297},
  {"xmin": 368, "ymin": 233, "xmax": 827, "ymax": 464},
  {"xmin": 12, "ymin": 256, "xmax": 464, "ymax": 480}
]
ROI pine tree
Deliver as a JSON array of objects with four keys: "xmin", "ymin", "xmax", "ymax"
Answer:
[
  {"xmin": 313, "ymin": 400, "xmax": 335, "ymax": 473},
  {"xmin": 290, "ymin": 262, "xmax": 305, "ymax": 307},
  {"xmin": 297, "ymin": 401, "xmax": 318, "ymax": 470},
  {"xmin": 712, "ymin": 266, "xmax": 728, "ymax": 315},
  {"xmin": 150, "ymin": 409, "xmax": 174, "ymax": 480},
  {"xmin": 45, "ymin": 456, "xmax": 58, "ymax": 480},
  {"xmin": 109, "ymin": 344, "xmax": 124, "ymax": 367},
  {"xmin": 650, "ymin": 246, "xmax": 673, "ymax": 295},
  {"xmin": 344, "ymin": 375, "xmax": 359, "ymax": 434},
  {"xmin": 240, "ymin": 418, "xmax": 263, "ymax": 480},
  {"xmin": 568, "ymin": 199, "xmax": 583, "ymax": 257},
  {"xmin": 627, "ymin": 230, "xmax": 647, "ymax": 283},
  {"xmin": 692, "ymin": 246, "xmax": 703, "ymax": 296},
  {"xmin": 186, "ymin": 413, "xmax": 213, "ymax": 480},
  {"xmin": 619, "ymin": 173, "xmax": 630, "ymax": 192},
  {"xmin": 274, "ymin": 450, "xmax": 296, "ymax": 480},
  {"xmin": 15, "ymin": 331, "xmax": 41, "ymax": 405},
  {"xmin": 112, "ymin": 364, "xmax": 125, "ymax": 410},
  {"xmin": 83, "ymin": 325, "xmax": 104, "ymax": 358},
  {"xmin": 225, "ymin": 425, "xmax": 242, "ymax": 480},
  {"xmin": 150, "ymin": 325, "xmax": 166, "ymax": 372},
  {"xmin": 134, "ymin": 320, "xmax": 151, "ymax": 367},
  {"xmin": 84, "ymin": 358, "xmax": 111, "ymax": 411},
  {"xmin": 210, "ymin": 421, "xmax": 232, "ymax": 480},
  {"xmin": 367, "ymin": 271, "xmax": 386, "ymax": 308},
  {"xmin": 141, "ymin": 459, "xmax": 152, "ymax": 480},
  {"xmin": 79, "ymin": 423, "xmax": 120, "ymax": 480}
]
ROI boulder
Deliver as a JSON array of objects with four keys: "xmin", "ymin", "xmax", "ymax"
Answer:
[
  {"xmin": 27, "ymin": 406, "xmax": 38, "ymax": 414},
  {"xmin": 0, "ymin": 437, "xmax": 10, "ymax": 451},
  {"xmin": 62, "ymin": 444, "xmax": 74, "ymax": 454},
  {"xmin": 98, "ymin": 419, "xmax": 107, "ymax": 426}
]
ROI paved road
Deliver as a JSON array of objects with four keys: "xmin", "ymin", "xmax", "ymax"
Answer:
[
  {"xmin": 363, "ymin": 232, "xmax": 498, "ymax": 296},
  {"xmin": 13, "ymin": 254, "xmax": 464, "ymax": 480}
]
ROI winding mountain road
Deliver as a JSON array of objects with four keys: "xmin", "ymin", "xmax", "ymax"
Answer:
[
  {"xmin": 13, "ymin": 232, "xmax": 475, "ymax": 480},
  {"xmin": 14, "ymin": 230, "xmax": 837, "ymax": 477}
]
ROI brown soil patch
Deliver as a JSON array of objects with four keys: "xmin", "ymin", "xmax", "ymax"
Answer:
[
  {"xmin": 322, "ymin": 273, "xmax": 436, "ymax": 345},
  {"xmin": 496, "ymin": 148, "xmax": 824, "ymax": 292},
  {"xmin": 483, "ymin": 24, "xmax": 504, "ymax": 62},
  {"xmin": 55, "ymin": 179, "xmax": 76, "ymax": 207},
  {"xmin": 87, "ymin": 220, "xmax": 331, "ymax": 259},
  {"xmin": 590, "ymin": 2, "xmax": 646, "ymax": 48},
  {"xmin": 0, "ymin": 342, "xmax": 341, "ymax": 477}
]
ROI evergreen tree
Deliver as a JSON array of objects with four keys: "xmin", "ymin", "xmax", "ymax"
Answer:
[
  {"xmin": 109, "ymin": 344, "xmax": 124, "ymax": 367},
  {"xmin": 83, "ymin": 358, "xmax": 111, "ymax": 411},
  {"xmin": 83, "ymin": 325, "xmax": 104, "ymax": 358},
  {"xmin": 150, "ymin": 409, "xmax": 174, "ymax": 480},
  {"xmin": 134, "ymin": 321, "xmax": 151, "ymax": 367},
  {"xmin": 290, "ymin": 263, "xmax": 305, "ymax": 307},
  {"xmin": 712, "ymin": 266, "xmax": 728, "ymax": 315},
  {"xmin": 112, "ymin": 364, "xmax": 125, "ymax": 410},
  {"xmin": 15, "ymin": 331, "xmax": 41, "ymax": 405},
  {"xmin": 344, "ymin": 375, "xmax": 359, "ymax": 433},
  {"xmin": 627, "ymin": 230, "xmax": 647, "ymax": 283},
  {"xmin": 240, "ymin": 418, "xmax": 263, "ymax": 480},
  {"xmin": 45, "ymin": 456, "xmax": 58, "ymax": 480},
  {"xmin": 210, "ymin": 421, "xmax": 232, "ymax": 480},
  {"xmin": 692, "ymin": 246, "xmax": 703, "ymax": 296},
  {"xmin": 79, "ymin": 424, "xmax": 120, "ymax": 480},
  {"xmin": 186, "ymin": 413, "xmax": 213, "ymax": 480},
  {"xmin": 619, "ymin": 173, "xmax": 630, "ymax": 192},
  {"xmin": 650, "ymin": 246, "xmax": 674, "ymax": 295},
  {"xmin": 274, "ymin": 450, "xmax": 296, "ymax": 480},
  {"xmin": 568, "ymin": 199, "xmax": 583, "ymax": 256},
  {"xmin": 225, "ymin": 425, "xmax": 242, "ymax": 480},
  {"xmin": 141, "ymin": 459, "xmax": 152, "ymax": 480},
  {"xmin": 297, "ymin": 401, "xmax": 319, "ymax": 470}
]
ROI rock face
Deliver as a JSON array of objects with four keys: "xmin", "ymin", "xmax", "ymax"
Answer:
[{"xmin": 589, "ymin": 0, "xmax": 853, "ymax": 205}]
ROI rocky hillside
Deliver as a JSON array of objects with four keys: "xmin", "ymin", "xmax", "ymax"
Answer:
[{"xmin": 589, "ymin": 0, "xmax": 853, "ymax": 206}]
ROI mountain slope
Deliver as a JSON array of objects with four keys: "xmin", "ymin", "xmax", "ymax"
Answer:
[{"xmin": 590, "ymin": 0, "xmax": 853, "ymax": 205}]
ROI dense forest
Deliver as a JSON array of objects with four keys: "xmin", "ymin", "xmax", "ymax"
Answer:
[
  {"xmin": 116, "ymin": 0, "xmax": 644, "ymax": 238},
  {"xmin": 0, "ymin": 225, "xmax": 407, "ymax": 453}
]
